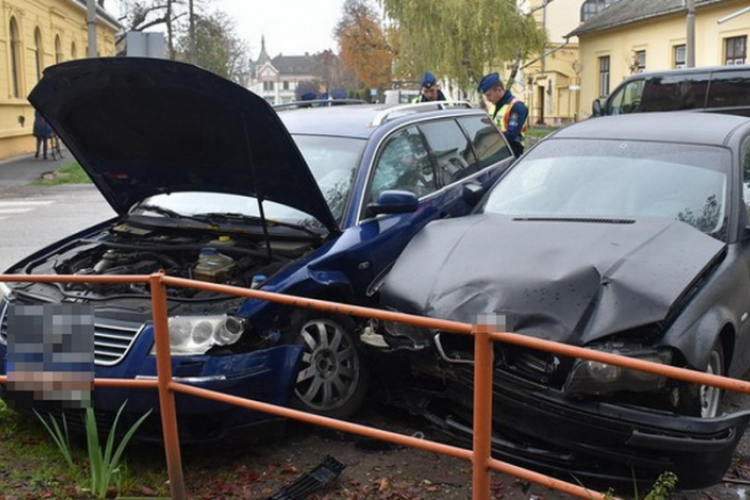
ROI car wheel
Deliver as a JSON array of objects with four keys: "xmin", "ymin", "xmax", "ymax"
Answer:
[
  {"xmin": 291, "ymin": 314, "xmax": 369, "ymax": 420},
  {"xmin": 699, "ymin": 344, "xmax": 724, "ymax": 418},
  {"xmin": 678, "ymin": 342, "xmax": 724, "ymax": 418}
]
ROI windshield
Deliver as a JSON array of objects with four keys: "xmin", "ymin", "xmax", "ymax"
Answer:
[
  {"xmin": 132, "ymin": 135, "xmax": 365, "ymax": 231},
  {"xmin": 481, "ymin": 139, "xmax": 730, "ymax": 239}
]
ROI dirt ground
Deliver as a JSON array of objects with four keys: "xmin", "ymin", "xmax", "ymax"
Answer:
[{"xmin": 173, "ymin": 399, "xmax": 750, "ymax": 500}]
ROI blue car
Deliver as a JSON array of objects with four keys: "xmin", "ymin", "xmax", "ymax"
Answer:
[{"xmin": 0, "ymin": 58, "xmax": 514, "ymax": 441}]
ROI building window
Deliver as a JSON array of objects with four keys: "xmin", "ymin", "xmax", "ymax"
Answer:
[
  {"xmin": 580, "ymin": 0, "xmax": 622, "ymax": 22},
  {"xmin": 283, "ymin": 81, "xmax": 289, "ymax": 90},
  {"xmin": 726, "ymin": 36, "xmax": 747, "ymax": 65},
  {"xmin": 55, "ymin": 35, "xmax": 63, "ymax": 64},
  {"xmin": 634, "ymin": 50, "xmax": 646, "ymax": 73},
  {"xmin": 263, "ymin": 81, "xmax": 275, "ymax": 91},
  {"xmin": 9, "ymin": 17, "xmax": 22, "ymax": 98},
  {"xmin": 599, "ymin": 56, "xmax": 610, "ymax": 97},
  {"xmin": 71, "ymin": 42, "xmax": 77, "ymax": 59},
  {"xmin": 674, "ymin": 45, "xmax": 686, "ymax": 68},
  {"xmin": 34, "ymin": 28, "xmax": 44, "ymax": 81}
]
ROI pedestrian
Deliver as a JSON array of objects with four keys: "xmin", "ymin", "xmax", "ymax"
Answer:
[
  {"xmin": 478, "ymin": 72, "xmax": 528, "ymax": 157},
  {"xmin": 413, "ymin": 71, "xmax": 447, "ymax": 103},
  {"xmin": 33, "ymin": 110, "xmax": 50, "ymax": 160}
]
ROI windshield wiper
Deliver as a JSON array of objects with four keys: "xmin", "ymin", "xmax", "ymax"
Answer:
[
  {"xmin": 193, "ymin": 213, "xmax": 323, "ymax": 239},
  {"xmin": 133, "ymin": 204, "xmax": 210, "ymax": 225}
]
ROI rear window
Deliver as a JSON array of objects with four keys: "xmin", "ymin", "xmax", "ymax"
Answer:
[
  {"xmin": 707, "ymin": 69, "xmax": 750, "ymax": 108},
  {"xmin": 640, "ymin": 73, "xmax": 709, "ymax": 112}
]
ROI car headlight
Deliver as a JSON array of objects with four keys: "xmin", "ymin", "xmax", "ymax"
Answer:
[
  {"xmin": 563, "ymin": 349, "xmax": 673, "ymax": 396},
  {"xmin": 150, "ymin": 315, "xmax": 246, "ymax": 356},
  {"xmin": 0, "ymin": 282, "xmax": 10, "ymax": 346}
]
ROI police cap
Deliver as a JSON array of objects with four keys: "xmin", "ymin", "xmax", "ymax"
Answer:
[
  {"xmin": 422, "ymin": 71, "xmax": 437, "ymax": 89},
  {"xmin": 478, "ymin": 72, "xmax": 502, "ymax": 93}
]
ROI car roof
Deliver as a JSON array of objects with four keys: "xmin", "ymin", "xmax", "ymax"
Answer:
[
  {"xmin": 621, "ymin": 64, "xmax": 750, "ymax": 81},
  {"xmin": 277, "ymin": 102, "xmax": 482, "ymax": 139},
  {"xmin": 552, "ymin": 112, "xmax": 750, "ymax": 146}
]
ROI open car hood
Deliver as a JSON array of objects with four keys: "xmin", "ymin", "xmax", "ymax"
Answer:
[
  {"xmin": 382, "ymin": 214, "xmax": 726, "ymax": 344},
  {"xmin": 27, "ymin": 57, "xmax": 338, "ymax": 233}
]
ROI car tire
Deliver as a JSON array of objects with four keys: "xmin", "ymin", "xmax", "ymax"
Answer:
[
  {"xmin": 678, "ymin": 341, "xmax": 724, "ymax": 418},
  {"xmin": 290, "ymin": 314, "xmax": 370, "ymax": 420}
]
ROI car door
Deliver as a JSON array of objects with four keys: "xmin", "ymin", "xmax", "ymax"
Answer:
[{"xmin": 340, "ymin": 117, "xmax": 514, "ymax": 297}]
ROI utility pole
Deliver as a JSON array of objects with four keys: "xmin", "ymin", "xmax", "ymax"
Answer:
[
  {"xmin": 686, "ymin": 0, "xmax": 695, "ymax": 67},
  {"xmin": 87, "ymin": 0, "xmax": 97, "ymax": 57}
]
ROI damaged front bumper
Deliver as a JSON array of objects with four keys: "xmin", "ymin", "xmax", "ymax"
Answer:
[{"xmin": 414, "ymin": 367, "xmax": 750, "ymax": 490}]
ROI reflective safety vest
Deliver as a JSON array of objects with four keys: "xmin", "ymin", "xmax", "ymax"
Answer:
[{"xmin": 492, "ymin": 97, "xmax": 527, "ymax": 146}]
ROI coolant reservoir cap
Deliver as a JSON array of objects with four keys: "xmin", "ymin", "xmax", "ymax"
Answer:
[{"xmin": 201, "ymin": 247, "xmax": 218, "ymax": 255}]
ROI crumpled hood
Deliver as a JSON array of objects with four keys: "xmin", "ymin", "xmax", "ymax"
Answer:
[
  {"xmin": 381, "ymin": 214, "xmax": 726, "ymax": 344},
  {"xmin": 27, "ymin": 57, "xmax": 338, "ymax": 232}
]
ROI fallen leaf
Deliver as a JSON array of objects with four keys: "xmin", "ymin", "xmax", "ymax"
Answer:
[{"xmin": 377, "ymin": 477, "xmax": 391, "ymax": 491}]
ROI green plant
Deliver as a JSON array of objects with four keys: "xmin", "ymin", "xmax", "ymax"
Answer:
[
  {"xmin": 35, "ymin": 402, "xmax": 152, "ymax": 499},
  {"xmin": 34, "ymin": 409, "xmax": 74, "ymax": 469},
  {"xmin": 644, "ymin": 471, "xmax": 677, "ymax": 500},
  {"xmin": 31, "ymin": 160, "xmax": 92, "ymax": 185},
  {"xmin": 85, "ymin": 403, "xmax": 152, "ymax": 499}
]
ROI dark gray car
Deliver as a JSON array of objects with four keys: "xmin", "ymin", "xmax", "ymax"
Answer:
[{"xmin": 370, "ymin": 112, "xmax": 750, "ymax": 489}]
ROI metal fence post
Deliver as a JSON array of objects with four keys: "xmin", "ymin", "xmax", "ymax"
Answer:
[
  {"xmin": 473, "ymin": 323, "xmax": 493, "ymax": 500},
  {"xmin": 149, "ymin": 272, "xmax": 187, "ymax": 500}
]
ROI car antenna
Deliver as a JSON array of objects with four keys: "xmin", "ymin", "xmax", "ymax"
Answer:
[{"xmin": 243, "ymin": 115, "xmax": 274, "ymax": 262}]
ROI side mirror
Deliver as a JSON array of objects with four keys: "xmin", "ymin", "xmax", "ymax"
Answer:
[
  {"xmin": 592, "ymin": 99, "xmax": 604, "ymax": 117},
  {"xmin": 462, "ymin": 182, "xmax": 485, "ymax": 206},
  {"xmin": 366, "ymin": 190, "xmax": 419, "ymax": 217}
]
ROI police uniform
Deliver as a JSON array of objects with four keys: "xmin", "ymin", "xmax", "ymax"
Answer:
[
  {"xmin": 478, "ymin": 72, "xmax": 528, "ymax": 157},
  {"xmin": 413, "ymin": 71, "xmax": 447, "ymax": 103}
]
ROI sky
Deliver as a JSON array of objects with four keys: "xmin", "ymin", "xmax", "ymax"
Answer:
[
  {"xmin": 108, "ymin": 0, "xmax": 347, "ymax": 59},
  {"xmin": 213, "ymin": 0, "xmax": 345, "ymax": 57}
]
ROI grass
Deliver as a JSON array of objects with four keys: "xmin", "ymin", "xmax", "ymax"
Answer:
[
  {"xmin": 31, "ymin": 160, "xmax": 92, "ymax": 185},
  {"xmin": 526, "ymin": 126, "xmax": 557, "ymax": 137}
]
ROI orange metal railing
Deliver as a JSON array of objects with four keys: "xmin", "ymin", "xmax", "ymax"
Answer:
[{"xmin": 2, "ymin": 271, "xmax": 750, "ymax": 500}]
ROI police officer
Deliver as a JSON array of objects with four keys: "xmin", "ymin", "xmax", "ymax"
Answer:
[
  {"xmin": 478, "ymin": 72, "xmax": 528, "ymax": 157},
  {"xmin": 413, "ymin": 71, "xmax": 447, "ymax": 103}
]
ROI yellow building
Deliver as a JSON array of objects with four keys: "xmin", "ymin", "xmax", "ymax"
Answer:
[
  {"xmin": 520, "ymin": 0, "xmax": 584, "ymax": 126},
  {"xmin": 569, "ymin": 0, "xmax": 750, "ymax": 119},
  {"xmin": 0, "ymin": 0, "xmax": 119, "ymax": 160}
]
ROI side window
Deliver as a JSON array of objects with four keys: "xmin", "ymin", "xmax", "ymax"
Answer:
[
  {"xmin": 608, "ymin": 79, "xmax": 644, "ymax": 114},
  {"xmin": 707, "ymin": 70, "xmax": 750, "ymax": 108},
  {"xmin": 457, "ymin": 116, "xmax": 512, "ymax": 171},
  {"xmin": 369, "ymin": 128, "xmax": 436, "ymax": 201},
  {"xmin": 419, "ymin": 119, "xmax": 477, "ymax": 185},
  {"xmin": 743, "ymin": 140, "xmax": 750, "ymax": 220},
  {"xmin": 640, "ymin": 74, "xmax": 709, "ymax": 112}
]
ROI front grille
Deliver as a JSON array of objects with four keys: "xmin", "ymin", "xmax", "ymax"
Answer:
[
  {"xmin": 499, "ymin": 345, "xmax": 572, "ymax": 388},
  {"xmin": 93, "ymin": 321, "xmax": 143, "ymax": 366},
  {"xmin": 0, "ymin": 298, "xmax": 143, "ymax": 366}
]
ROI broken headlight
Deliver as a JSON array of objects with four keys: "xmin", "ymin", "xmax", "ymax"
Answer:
[
  {"xmin": 381, "ymin": 320, "xmax": 431, "ymax": 349},
  {"xmin": 150, "ymin": 315, "xmax": 246, "ymax": 356},
  {"xmin": 563, "ymin": 348, "xmax": 673, "ymax": 396}
]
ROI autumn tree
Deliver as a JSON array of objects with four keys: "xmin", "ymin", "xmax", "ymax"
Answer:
[
  {"xmin": 335, "ymin": 0, "xmax": 394, "ymax": 91},
  {"xmin": 380, "ymin": 0, "xmax": 546, "ymax": 91}
]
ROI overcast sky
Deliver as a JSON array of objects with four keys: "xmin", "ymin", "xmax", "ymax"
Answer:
[
  {"xmin": 109, "ymin": 0, "xmax": 346, "ymax": 58},
  {"xmin": 214, "ymin": 0, "xmax": 345, "ymax": 57}
]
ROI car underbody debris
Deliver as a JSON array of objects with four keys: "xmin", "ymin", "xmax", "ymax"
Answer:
[{"xmin": 264, "ymin": 455, "xmax": 346, "ymax": 500}]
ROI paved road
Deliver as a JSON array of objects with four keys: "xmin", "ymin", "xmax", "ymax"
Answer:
[{"xmin": 0, "ymin": 151, "xmax": 114, "ymax": 271}]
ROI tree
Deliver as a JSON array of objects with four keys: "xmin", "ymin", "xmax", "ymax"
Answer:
[
  {"xmin": 335, "ymin": 0, "xmax": 394, "ymax": 90},
  {"xmin": 174, "ymin": 11, "xmax": 250, "ymax": 83},
  {"xmin": 380, "ymin": 0, "xmax": 546, "ymax": 92}
]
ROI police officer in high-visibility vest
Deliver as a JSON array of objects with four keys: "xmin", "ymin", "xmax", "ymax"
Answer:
[
  {"xmin": 478, "ymin": 72, "xmax": 528, "ymax": 158},
  {"xmin": 413, "ymin": 71, "xmax": 447, "ymax": 103}
]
